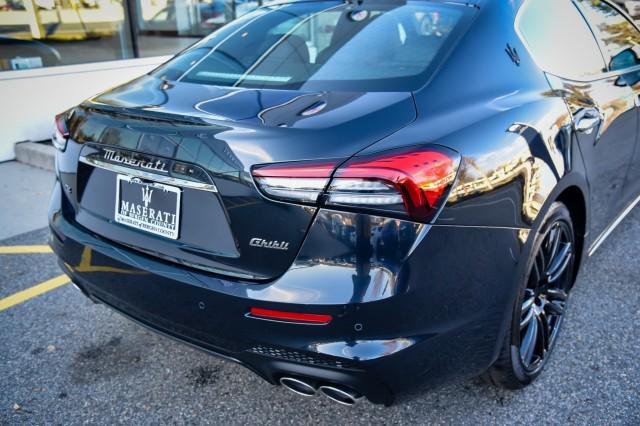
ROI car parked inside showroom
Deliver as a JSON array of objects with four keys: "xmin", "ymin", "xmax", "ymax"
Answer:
[{"xmin": 49, "ymin": 0, "xmax": 640, "ymax": 405}]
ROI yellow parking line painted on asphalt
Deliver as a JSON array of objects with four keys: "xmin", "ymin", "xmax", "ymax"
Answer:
[
  {"xmin": 0, "ymin": 245, "xmax": 53, "ymax": 254},
  {"xmin": 0, "ymin": 274, "xmax": 70, "ymax": 312}
]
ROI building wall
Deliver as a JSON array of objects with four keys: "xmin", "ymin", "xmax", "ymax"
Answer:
[
  {"xmin": 0, "ymin": 56, "xmax": 170, "ymax": 162},
  {"xmin": 0, "ymin": 0, "xmax": 260, "ymax": 162}
]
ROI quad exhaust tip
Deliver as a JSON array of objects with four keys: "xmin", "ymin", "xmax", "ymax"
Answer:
[
  {"xmin": 318, "ymin": 385, "xmax": 362, "ymax": 406},
  {"xmin": 279, "ymin": 376, "xmax": 362, "ymax": 405},
  {"xmin": 279, "ymin": 377, "xmax": 317, "ymax": 397}
]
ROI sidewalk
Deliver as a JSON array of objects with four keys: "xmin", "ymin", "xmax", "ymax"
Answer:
[{"xmin": 0, "ymin": 161, "xmax": 55, "ymax": 240}]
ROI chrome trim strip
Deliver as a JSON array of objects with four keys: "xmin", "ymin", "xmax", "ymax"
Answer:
[
  {"xmin": 79, "ymin": 156, "xmax": 218, "ymax": 193},
  {"xmin": 588, "ymin": 192, "xmax": 640, "ymax": 256}
]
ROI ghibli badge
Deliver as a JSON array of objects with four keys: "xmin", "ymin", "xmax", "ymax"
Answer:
[{"xmin": 249, "ymin": 238, "xmax": 290, "ymax": 251}]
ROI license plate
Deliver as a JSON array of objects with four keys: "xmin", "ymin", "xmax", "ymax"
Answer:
[{"xmin": 115, "ymin": 175, "xmax": 181, "ymax": 240}]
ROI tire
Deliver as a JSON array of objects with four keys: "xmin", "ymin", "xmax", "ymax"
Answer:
[{"xmin": 484, "ymin": 202, "xmax": 576, "ymax": 389}]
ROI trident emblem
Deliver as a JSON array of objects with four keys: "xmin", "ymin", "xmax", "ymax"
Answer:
[{"xmin": 141, "ymin": 185, "xmax": 154, "ymax": 208}]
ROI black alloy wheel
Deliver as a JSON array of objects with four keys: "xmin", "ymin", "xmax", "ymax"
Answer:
[
  {"xmin": 485, "ymin": 202, "xmax": 576, "ymax": 389},
  {"xmin": 519, "ymin": 217, "xmax": 573, "ymax": 373}
]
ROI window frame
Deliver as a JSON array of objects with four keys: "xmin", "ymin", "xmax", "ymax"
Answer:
[
  {"xmin": 514, "ymin": 0, "xmax": 608, "ymax": 82},
  {"xmin": 515, "ymin": 0, "xmax": 640, "ymax": 83},
  {"xmin": 573, "ymin": 0, "xmax": 640, "ymax": 74}
]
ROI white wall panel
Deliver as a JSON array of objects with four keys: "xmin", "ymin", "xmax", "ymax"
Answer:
[{"xmin": 0, "ymin": 56, "xmax": 170, "ymax": 162}]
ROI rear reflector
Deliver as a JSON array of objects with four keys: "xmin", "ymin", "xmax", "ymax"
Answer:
[{"xmin": 248, "ymin": 307, "xmax": 332, "ymax": 324}]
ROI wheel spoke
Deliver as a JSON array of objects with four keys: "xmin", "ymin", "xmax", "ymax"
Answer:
[
  {"xmin": 537, "ymin": 310, "xmax": 550, "ymax": 353},
  {"xmin": 521, "ymin": 314, "xmax": 539, "ymax": 366},
  {"xmin": 546, "ymin": 288, "xmax": 568, "ymax": 302},
  {"xmin": 531, "ymin": 254, "xmax": 543, "ymax": 286},
  {"xmin": 537, "ymin": 251, "xmax": 546, "ymax": 280},
  {"xmin": 546, "ymin": 243, "xmax": 572, "ymax": 283},
  {"xmin": 544, "ymin": 300, "xmax": 564, "ymax": 316},
  {"xmin": 546, "ymin": 225, "xmax": 561, "ymax": 265},
  {"xmin": 522, "ymin": 295, "xmax": 535, "ymax": 312},
  {"xmin": 521, "ymin": 301, "xmax": 535, "ymax": 330}
]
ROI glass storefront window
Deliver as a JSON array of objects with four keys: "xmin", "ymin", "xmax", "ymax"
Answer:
[
  {"xmin": 0, "ymin": 0, "xmax": 263, "ymax": 72},
  {"xmin": 0, "ymin": 0, "xmax": 135, "ymax": 70},
  {"xmin": 133, "ymin": 0, "xmax": 261, "ymax": 57}
]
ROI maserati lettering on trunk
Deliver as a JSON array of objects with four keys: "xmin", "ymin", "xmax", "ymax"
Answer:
[{"xmin": 104, "ymin": 149, "xmax": 168, "ymax": 173}]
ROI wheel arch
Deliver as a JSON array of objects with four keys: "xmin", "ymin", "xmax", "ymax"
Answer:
[
  {"xmin": 533, "ymin": 178, "xmax": 588, "ymax": 286},
  {"xmin": 556, "ymin": 185, "xmax": 587, "ymax": 283}
]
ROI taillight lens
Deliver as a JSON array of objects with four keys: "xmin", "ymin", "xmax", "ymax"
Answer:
[
  {"xmin": 252, "ymin": 146, "xmax": 460, "ymax": 222},
  {"xmin": 327, "ymin": 146, "xmax": 460, "ymax": 221},
  {"xmin": 252, "ymin": 160, "xmax": 339, "ymax": 204},
  {"xmin": 53, "ymin": 112, "xmax": 69, "ymax": 151}
]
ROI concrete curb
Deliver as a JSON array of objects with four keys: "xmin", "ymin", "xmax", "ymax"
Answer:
[{"xmin": 15, "ymin": 141, "xmax": 56, "ymax": 172}]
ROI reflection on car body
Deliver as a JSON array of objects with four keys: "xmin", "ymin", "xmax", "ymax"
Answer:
[{"xmin": 49, "ymin": 0, "xmax": 640, "ymax": 406}]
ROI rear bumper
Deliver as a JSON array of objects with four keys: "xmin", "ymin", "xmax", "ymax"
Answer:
[{"xmin": 49, "ymin": 180, "xmax": 528, "ymax": 405}]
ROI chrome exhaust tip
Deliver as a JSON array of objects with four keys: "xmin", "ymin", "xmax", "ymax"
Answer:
[
  {"xmin": 279, "ymin": 377, "xmax": 317, "ymax": 397},
  {"xmin": 318, "ymin": 385, "xmax": 362, "ymax": 406}
]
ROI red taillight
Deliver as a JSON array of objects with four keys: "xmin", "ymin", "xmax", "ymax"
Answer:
[
  {"xmin": 327, "ymin": 146, "xmax": 460, "ymax": 221},
  {"xmin": 251, "ymin": 146, "xmax": 460, "ymax": 222},
  {"xmin": 248, "ymin": 307, "xmax": 332, "ymax": 324},
  {"xmin": 53, "ymin": 112, "xmax": 69, "ymax": 151},
  {"xmin": 252, "ymin": 160, "xmax": 339, "ymax": 204},
  {"xmin": 252, "ymin": 160, "xmax": 337, "ymax": 178}
]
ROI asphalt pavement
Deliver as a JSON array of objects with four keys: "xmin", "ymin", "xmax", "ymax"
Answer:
[{"xmin": 0, "ymin": 163, "xmax": 638, "ymax": 425}]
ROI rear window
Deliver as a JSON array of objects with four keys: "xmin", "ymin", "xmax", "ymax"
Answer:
[{"xmin": 151, "ymin": 1, "xmax": 469, "ymax": 92}]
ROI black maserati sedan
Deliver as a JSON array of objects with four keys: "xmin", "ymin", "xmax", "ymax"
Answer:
[{"xmin": 49, "ymin": 0, "xmax": 640, "ymax": 406}]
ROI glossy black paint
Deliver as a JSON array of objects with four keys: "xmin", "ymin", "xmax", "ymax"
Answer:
[
  {"xmin": 49, "ymin": 0, "xmax": 639, "ymax": 404},
  {"xmin": 64, "ymin": 80, "xmax": 416, "ymax": 279}
]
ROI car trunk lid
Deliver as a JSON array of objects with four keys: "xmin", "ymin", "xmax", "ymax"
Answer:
[{"xmin": 69, "ymin": 76, "xmax": 416, "ymax": 280}]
